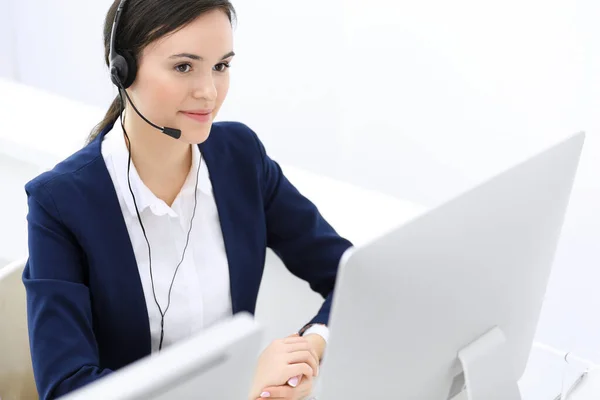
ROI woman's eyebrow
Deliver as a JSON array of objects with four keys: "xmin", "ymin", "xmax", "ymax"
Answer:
[{"xmin": 169, "ymin": 51, "xmax": 235, "ymax": 61}]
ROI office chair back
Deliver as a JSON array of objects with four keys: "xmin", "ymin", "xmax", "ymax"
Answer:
[{"xmin": 0, "ymin": 258, "xmax": 38, "ymax": 399}]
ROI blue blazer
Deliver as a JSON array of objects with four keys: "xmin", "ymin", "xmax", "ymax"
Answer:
[{"xmin": 23, "ymin": 121, "xmax": 353, "ymax": 399}]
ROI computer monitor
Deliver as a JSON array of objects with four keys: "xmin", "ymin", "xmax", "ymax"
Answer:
[
  {"xmin": 316, "ymin": 132, "xmax": 585, "ymax": 400},
  {"xmin": 58, "ymin": 312, "xmax": 263, "ymax": 400}
]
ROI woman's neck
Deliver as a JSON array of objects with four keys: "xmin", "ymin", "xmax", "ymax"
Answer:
[{"xmin": 122, "ymin": 109, "xmax": 192, "ymax": 206}]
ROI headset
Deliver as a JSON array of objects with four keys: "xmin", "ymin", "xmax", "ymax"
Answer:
[
  {"xmin": 108, "ymin": 0, "xmax": 201, "ymax": 351},
  {"xmin": 109, "ymin": 0, "xmax": 182, "ymax": 139}
]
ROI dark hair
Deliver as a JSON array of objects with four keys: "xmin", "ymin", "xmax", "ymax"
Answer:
[{"xmin": 88, "ymin": 0, "xmax": 236, "ymax": 143}]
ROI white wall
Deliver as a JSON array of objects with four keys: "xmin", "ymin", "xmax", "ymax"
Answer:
[
  {"xmin": 338, "ymin": 0, "xmax": 593, "ymax": 202},
  {"xmin": 3, "ymin": 0, "xmax": 600, "ymax": 385},
  {"xmin": 11, "ymin": 0, "xmax": 595, "ymax": 202},
  {"xmin": 11, "ymin": 0, "xmax": 115, "ymax": 107},
  {"xmin": 0, "ymin": 0, "xmax": 17, "ymax": 79},
  {"xmin": 0, "ymin": 155, "xmax": 41, "ymax": 263},
  {"xmin": 335, "ymin": 0, "xmax": 600, "ymax": 363}
]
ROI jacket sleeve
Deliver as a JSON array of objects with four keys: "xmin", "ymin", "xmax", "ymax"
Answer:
[
  {"xmin": 250, "ymin": 131, "xmax": 354, "ymax": 331},
  {"xmin": 23, "ymin": 183, "xmax": 112, "ymax": 399}
]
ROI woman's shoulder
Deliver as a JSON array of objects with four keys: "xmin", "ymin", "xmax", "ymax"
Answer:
[
  {"xmin": 25, "ymin": 140, "xmax": 104, "ymax": 201},
  {"xmin": 209, "ymin": 120, "xmax": 264, "ymax": 154},
  {"xmin": 211, "ymin": 120, "xmax": 254, "ymax": 136}
]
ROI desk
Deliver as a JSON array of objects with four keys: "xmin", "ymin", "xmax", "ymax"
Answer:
[
  {"xmin": 0, "ymin": 79, "xmax": 103, "ymax": 168},
  {"xmin": 310, "ymin": 343, "xmax": 600, "ymax": 400},
  {"xmin": 568, "ymin": 368, "xmax": 600, "ymax": 399}
]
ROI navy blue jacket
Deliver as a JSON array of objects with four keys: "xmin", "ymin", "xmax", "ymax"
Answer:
[{"xmin": 23, "ymin": 121, "xmax": 352, "ymax": 399}]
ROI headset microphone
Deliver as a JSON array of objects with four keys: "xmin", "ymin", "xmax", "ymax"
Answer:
[
  {"xmin": 118, "ymin": 86, "xmax": 182, "ymax": 139},
  {"xmin": 108, "ymin": 0, "xmax": 182, "ymax": 140}
]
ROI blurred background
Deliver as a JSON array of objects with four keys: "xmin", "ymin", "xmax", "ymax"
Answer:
[{"xmin": 0, "ymin": 0, "xmax": 598, "ymax": 397}]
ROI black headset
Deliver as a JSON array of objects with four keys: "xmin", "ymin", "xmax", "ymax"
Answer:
[
  {"xmin": 108, "ymin": 0, "xmax": 182, "ymax": 139},
  {"xmin": 109, "ymin": 0, "xmax": 137, "ymax": 89},
  {"xmin": 108, "ymin": 0, "xmax": 201, "ymax": 352}
]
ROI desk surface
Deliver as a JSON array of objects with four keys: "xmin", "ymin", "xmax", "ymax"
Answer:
[
  {"xmin": 569, "ymin": 368, "xmax": 600, "ymax": 399},
  {"xmin": 0, "ymin": 78, "xmax": 103, "ymax": 168}
]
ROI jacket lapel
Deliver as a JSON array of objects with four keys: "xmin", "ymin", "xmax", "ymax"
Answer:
[
  {"xmin": 91, "ymin": 126, "xmax": 152, "ymax": 360},
  {"xmin": 199, "ymin": 128, "xmax": 263, "ymax": 316}
]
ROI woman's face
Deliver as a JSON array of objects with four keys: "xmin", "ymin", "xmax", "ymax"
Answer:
[{"xmin": 128, "ymin": 9, "xmax": 234, "ymax": 144}]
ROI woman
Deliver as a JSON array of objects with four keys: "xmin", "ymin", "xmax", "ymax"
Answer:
[{"xmin": 22, "ymin": 0, "xmax": 353, "ymax": 399}]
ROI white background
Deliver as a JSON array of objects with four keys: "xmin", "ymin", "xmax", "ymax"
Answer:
[{"xmin": 1, "ymin": 0, "xmax": 599, "ymax": 391}]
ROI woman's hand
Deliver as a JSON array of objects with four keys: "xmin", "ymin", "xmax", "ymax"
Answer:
[
  {"xmin": 248, "ymin": 334, "xmax": 319, "ymax": 400},
  {"xmin": 254, "ymin": 333, "xmax": 327, "ymax": 400},
  {"xmin": 303, "ymin": 334, "xmax": 326, "ymax": 363}
]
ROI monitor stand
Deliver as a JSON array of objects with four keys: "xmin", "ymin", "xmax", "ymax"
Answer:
[{"xmin": 457, "ymin": 326, "xmax": 522, "ymax": 400}]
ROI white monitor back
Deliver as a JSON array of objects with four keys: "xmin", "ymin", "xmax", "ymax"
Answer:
[
  {"xmin": 318, "ymin": 132, "xmax": 585, "ymax": 399},
  {"xmin": 58, "ymin": 312, "xmax": 263, "ymax": 400}
]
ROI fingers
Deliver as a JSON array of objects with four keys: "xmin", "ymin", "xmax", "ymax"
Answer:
[
  {"xmin": 281, "ymin": 337, "xmax": 319, "ymax": 377},
  {"xmin": 257, "ymin": 385, "xmax": 294, "ymax": 398},
  {"xmin": 286, "ymin": 362, "xmax": 313, "ymax": 382},
  {"xmin": 283, "ymin": 335, "xmax": 307, "ymax": 344},
  {"xmin": 286, "ymin": 342, "xmax": 320, "ymax": 372},
  {"xmin": 286, "ymin": 350, "xmax": 319, "ymax": 377},
  {"xmin": 285, "ymin": 341, "xmax": 312, "ymax": 353},
  {"xmin": 308, "ymin": 348, "xmax": 319, "ymax": 371},
  {"xmin": 282, "ymin": 336, "xmax": 318, "ymax": 363},
  {"xmin": 260, "ymin": 376, "xmax": 313, "ymax": 399}
]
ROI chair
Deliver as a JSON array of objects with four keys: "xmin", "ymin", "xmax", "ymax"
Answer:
[{"xmin": 0, "ymin": 258, "xmax": 38, "ymax": 399}]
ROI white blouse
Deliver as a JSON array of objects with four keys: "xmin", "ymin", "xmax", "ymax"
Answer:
[{"xmin": 101, "ymin": 117, "xmax": 327, "ymax": 352}]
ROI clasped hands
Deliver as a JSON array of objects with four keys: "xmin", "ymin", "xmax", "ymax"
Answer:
[{"xmin": 248, "ymin": 332, "xmax": 326, "ymax": 400}]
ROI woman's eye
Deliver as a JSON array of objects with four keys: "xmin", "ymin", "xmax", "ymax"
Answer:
[
  {"xmin": 214, "ymin": 62, "xmax": 231, "ymax": 72},
  {"xmin": 175, "ymin": 63, "xmax": 192, "ymax": 73}
]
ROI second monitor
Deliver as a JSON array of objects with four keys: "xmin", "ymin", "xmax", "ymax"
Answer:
[{"xmin": 58, "ymin": 313, "xmax": 263, "ymax": 400}]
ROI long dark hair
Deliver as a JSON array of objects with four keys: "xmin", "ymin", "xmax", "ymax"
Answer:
[{"xmin": 88, "ymin": 0, "xmax": 236, "ymax": 143}]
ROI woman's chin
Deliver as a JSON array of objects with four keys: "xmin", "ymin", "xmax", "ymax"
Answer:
[{"xmin": 181, "ymin": 125, "xmax": 212, "ymax": 145}]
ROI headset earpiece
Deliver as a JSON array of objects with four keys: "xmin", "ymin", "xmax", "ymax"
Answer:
[
  {"xmin": 109, "ymin": 0, "xmax": 136, "ymax": 89},
  {"xmin": 110, "ymin": 50, "xmax": 137, "ymax": 89}
]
